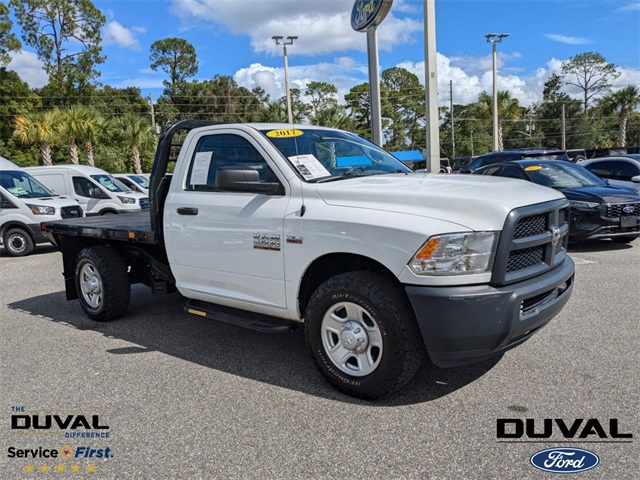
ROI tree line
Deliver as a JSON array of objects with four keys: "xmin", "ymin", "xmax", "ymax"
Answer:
[{"xmin": 0, "ymin": 0, "xmax": 638, "ymax": 172}]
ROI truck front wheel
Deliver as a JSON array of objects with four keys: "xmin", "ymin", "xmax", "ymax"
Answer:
[
  {"xmin": 75, "ymin": 246, "xmax": 130, "ymax": 321},
  {"xmin": 305, "ymin": 271, "xmax": 425, "ymax": 399}
]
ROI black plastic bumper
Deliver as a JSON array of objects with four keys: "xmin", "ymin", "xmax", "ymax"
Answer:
[
  {"xmin": 405, "ymin": 257, "xmax": 575, "ymax": 368},
  {"xmin": 26, "ymin": 223, "xmax": 50, "ymax": 244}
]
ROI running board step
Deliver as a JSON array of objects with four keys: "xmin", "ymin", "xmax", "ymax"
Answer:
[{"xmin": 184, "ymin": 299, "xmax": 298, "ymax": 334}]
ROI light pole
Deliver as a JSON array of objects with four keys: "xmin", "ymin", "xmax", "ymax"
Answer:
[
  {"xmin": 272, "ymin": 35, "xmax": 298, "ymax": 124},
  {"xmin": 485, "ymin": 33, "xmax": 509, "ymax": 151}
]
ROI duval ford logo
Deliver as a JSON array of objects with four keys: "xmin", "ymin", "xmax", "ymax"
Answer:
[
  {"xmin": 351, "ymin": 0, "xmax": 393, "ymax": 31},
  {"xmin": 530, "ymin": 447, "xmax": 599, "ymax": 474}
]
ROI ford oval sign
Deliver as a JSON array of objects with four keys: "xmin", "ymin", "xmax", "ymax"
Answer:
[
  {"xmin": 351, "ymin": 0, "xmax": 393, "ymax": 32},
  {"xmin": 530, "ymin": 448, "xmax": 599, "ymax": 474}
]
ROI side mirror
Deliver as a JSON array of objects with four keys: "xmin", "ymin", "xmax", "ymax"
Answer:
[
  {"xmin": 215, "ymin": 167, "xmax": 283, "ymax": 195},
  {"xmin": 632, "ymin": 175, "xmax": 640, "ymax": 184},
  {"xmin": 92, "ymin": 187, "xmax": 108, "ymax": 199}
]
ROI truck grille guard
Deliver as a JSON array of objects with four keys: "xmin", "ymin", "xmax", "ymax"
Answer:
[{"xmin": 491, "ymin": 199, "xmax": 570, "ymax": 287}]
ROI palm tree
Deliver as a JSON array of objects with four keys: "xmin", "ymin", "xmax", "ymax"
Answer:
[
  {"xmin": 57, "ymin": 105, "xmax": 91, "ymax": 164},
  {"xmin": 81, "ymin": 109, "xmax": 110, "ymax": 166},
  {"xmin": 473, "ymin": 90, "xmax": 522, "ymax": 151},
  {"xmin": 116, "ymin": 114, "xmax": 155, "ymax": 174},
  {"xmin": 600, "ymin": 85, "xmax": 640, "ymax": 146},
  {"xmin": 13, "ymin": 110, "xmax": 58, "ymax": 165}
]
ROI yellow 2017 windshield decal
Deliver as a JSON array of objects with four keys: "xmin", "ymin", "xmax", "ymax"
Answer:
[{"xmin": 266, "ymin": 129, "xmax": 303, "ymax": 138}]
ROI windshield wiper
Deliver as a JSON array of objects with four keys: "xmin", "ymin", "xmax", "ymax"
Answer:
[{"xmin": 316, "ymin": 171, "xmax": 371, "ymax": 183}]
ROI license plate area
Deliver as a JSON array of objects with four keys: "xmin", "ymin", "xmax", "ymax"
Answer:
[{"xmin": 620, "ymin": 216, "xmax": 638, "ymax": 228}]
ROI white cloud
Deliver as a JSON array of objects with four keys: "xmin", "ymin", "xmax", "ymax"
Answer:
[
  {"xmin": 544, "ymin": 34, "xmax": 591, "ymax": 45},
  {"xmin": 7, "ymin": 51, "xmax": 48, "ymax": 88},
  {"xmin": 616, "ymin": 2, "xmax": 640, "ymax": 11},
  {"xmin": 170, "ymin": 0, "xmax": 421, "ymax": 56},
  {"xmin": 234, "ymin": 58, "xmax": 366, "ymax": 104},
  {"xmin": 102, "ymin": 21, "xmax": 142, "ymax": 51}
]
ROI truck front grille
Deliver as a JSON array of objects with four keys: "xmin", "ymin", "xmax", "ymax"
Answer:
[
  {"xmin": 492, "ymin": 200, "xmax": 570, "ymax": 286},
  {"xmin": 60, "ymin": 205, "xmax": 83, "ymax": 219}
]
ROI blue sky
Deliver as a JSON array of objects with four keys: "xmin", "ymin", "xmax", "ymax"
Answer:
[{"xmin": 7, "ymin": 0, "xmax": 640, "ymax": 107}]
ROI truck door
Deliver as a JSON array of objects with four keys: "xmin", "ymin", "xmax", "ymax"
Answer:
[{"xmin": 165, "ymin": 130, "xmax": 290, "ymax": 315}]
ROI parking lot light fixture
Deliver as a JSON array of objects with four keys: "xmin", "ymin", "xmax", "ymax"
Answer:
[
  {"xmin": 485, "ymin": 33, "xmax": 510, "ymax": 151},
  {"xmin": 272, "ymin": 35, "xmax": 298, "ymax": 124}
]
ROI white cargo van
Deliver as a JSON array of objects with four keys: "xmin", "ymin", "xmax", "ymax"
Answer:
[
  {"xmin": 25, "ymin": 165, "xmax": 149, "ymax": 216},
  {"xmin": 113, "ymin": 173, "xmax": 150, "ymax": 195},
  {"xmin": 0, "ymin": 157, "xmax": 83, "ymax": 256}
]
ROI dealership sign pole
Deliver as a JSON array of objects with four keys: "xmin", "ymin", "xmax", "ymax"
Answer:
[{"xmin": 351, "ymin": 0, "xmax": 393, "ymax": 147}]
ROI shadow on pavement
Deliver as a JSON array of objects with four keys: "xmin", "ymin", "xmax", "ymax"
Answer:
[
  {"xmin": 568, "ymin": 238, "xmax": 636, "ymax": 253},
  {"xmin": 7, "ymin": 286, "xmax": 499, "ymax": 406}
]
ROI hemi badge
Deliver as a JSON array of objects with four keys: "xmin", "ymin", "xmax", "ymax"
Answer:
[{"xmin": 286, "ymin": 236, "xmax": 303, "ymax": 245}]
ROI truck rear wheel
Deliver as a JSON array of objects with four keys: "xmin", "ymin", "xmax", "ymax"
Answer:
[
  {"xmin": 75, "ymin": 246, "xmax": 130, "ymax": 321},
  {"xmin": 305, "ymin": 271, "xmax": 425, "ymax": 399},
  {"xmin": 3, "ymin": 228, "xmax": 34, "ymax": 257}
]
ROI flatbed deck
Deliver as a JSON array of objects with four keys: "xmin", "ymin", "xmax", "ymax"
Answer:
[{"xmin": 43, "ymin": 211, "xmax": 158, "ymax": 244}]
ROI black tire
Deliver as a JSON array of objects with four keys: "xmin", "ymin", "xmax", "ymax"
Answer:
[
  {"xmin": 305, "ymin": 271, "xmax": 425, "ymax": 399},
  {"xmin": 75, "ymin": 246, "xmax": 130, "ymax": 321},
  {"xmin": 611, "ymin": 236, "xmax": 637, "ymax": 244},
  {"xmin": 3, "ymin": 228, "xmax": 35, "ymax": 257}
]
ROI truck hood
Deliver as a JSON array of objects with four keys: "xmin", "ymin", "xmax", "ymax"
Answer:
[
  {"xmin": 315, "ymin": 173, "xmax": 564, "ymax": 231},
  {"xmin": 559, "ymin": 185, "xmax": 640, "ymax": 204},
  {"xmin": 18, "ymin": 196, "xmax": 80, "ymax": 208}
]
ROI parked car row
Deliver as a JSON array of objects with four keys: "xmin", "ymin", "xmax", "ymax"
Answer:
[
  {"xmin": 472, "ymin": 159, "xmax": 640, "ymax": 243},
  {"xmin": 1, "ymin": 158, "xmax": 150, "ymax": 257}
]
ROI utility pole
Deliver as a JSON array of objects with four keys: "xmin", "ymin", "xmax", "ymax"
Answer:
[
  {"xmin": 148, "ymin": 93, "xmax": 158, "ymax": 134},
  {"xmin": 272, "ymin": 35, "xmax": 298, "ymax": 124},
  {"xmin": 424, "ymin": 0, "xmax": 440, "ymax": 172},
  {"xmin": 485, "ymin": 33, "xmax": 510, "ymax": 151},
  {"xmin": 561, "ymin": 103, "xmax": 566, "ymax": 150},
  {"xmin": 450, "ymin": 80, "xmax": 455, "ymax": 159}
]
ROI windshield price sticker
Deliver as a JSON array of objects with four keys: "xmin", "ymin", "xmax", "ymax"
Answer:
[
  {"xmin": 267, "ymin": 129, "xmax": 303, "ymax": 138},
  {"xmin": 288, "ymin": 154, "xmax": 331, "ymax": 180},
  {"xmin": 525, "ymin": 165, "xmax": 543, "ymax": 171}
]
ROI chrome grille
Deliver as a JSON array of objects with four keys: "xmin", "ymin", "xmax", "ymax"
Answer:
[{"xmin": 140, "ymin": 198, "xmax": 150, "ymax": 209}]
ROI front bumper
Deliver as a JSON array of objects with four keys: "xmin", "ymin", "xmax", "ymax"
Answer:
[
  {"xmin": 405, "ymin": 256, "xmax": 575, "ymax": 367},
  {"xmin": 569, "ymin": 207, "xmax": 640, "ymax": 241}
]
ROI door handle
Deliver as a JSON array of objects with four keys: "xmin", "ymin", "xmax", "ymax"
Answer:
[{"xmin": 176, "ymin": 207, "xmax": 198, "ymax": 215}]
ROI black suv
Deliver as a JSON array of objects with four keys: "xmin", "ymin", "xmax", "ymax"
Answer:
[{"xmin": 459, "ymin": 149, "xmax": 570, "ymax": 173}]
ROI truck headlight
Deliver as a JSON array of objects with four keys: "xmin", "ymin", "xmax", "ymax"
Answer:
[
  {"xmin": 409, "ymin": 232, "xmax": 498, "ymax": 275},
  {"xmin": 117, "ymin": 196, "xmax": 136, "ymax": 204},
  {"xmin": 569, "ymin": 200, "xmax": 599, "ymax": 209},
  {"xmin": 25, "ymin": 204, "xmax": 56, "ymax": 215}
]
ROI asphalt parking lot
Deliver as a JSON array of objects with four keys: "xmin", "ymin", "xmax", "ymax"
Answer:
[{"xmin": 1, "ymin": 240, "xmax": 638, "ymax": 479}]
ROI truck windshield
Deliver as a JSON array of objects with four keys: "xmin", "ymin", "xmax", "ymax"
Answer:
[
  {"xmin": 260, "ymin": 128, "xmax": 411, "ymax": 182},
  {"xmin": 91, "ymin": 174, "xmax": 131, "ymax": 192},
  {"xmin": 0, "ymin": 171, "xmax": 57, "ymax": 198}
]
